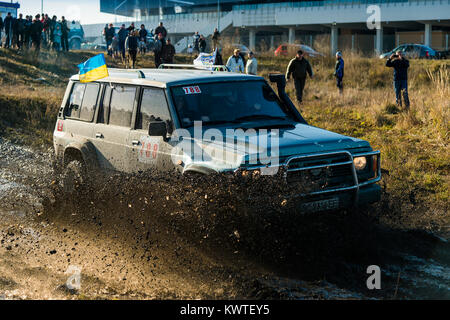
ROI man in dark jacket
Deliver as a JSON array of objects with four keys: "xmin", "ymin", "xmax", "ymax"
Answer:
[
  {"xmin": 199, "ymin": 35, "xmax": 206, "ymax": 53},
  {"xmin": 118, "ymin": 24, "xmax": 128, "ymax": 61},
  {"xmin": 162, "ymin": 38, "xmax": 175, "ymax": 64},
  {"xmin": 212, "ymin": 27, "xmax": 220, "ymax": 50},
  {"xmin": 24, "ymin": 15, "xmax": 32, "ymax": 49},
  {"xmin": 105, "ymin": 23, "xmax": 115, "ymax": 56},
  {"xmin": 153, "ymin": 32, "xmax": 165, "ymax": 67},
  {"xmin": 154, "ymin": 22, "xmax": 167, "ymax": 40},
  {"xmin": 334, "ymin": 51, "xmax": 344, "ymax": 94},
  {"xmin": 61, "ymin": 17, "xmax": 70, "ymax": 52},
  {"xmin": 126, "ymin": 30, "xmax": 139, "ymax": 68},
  {"xmin": 4, "ymin": 12, "xmax": 13, "ymax": 48},
  {"xmin": 386, "ymin": 50, "xmax": 410, "ymax": 109},
  {"xmin": 285, "ymin": 50, "xmax": 314, "ymax": 104},
  {"xmin": 14, "ymin": 14, "xmax": 25, "ymax": 49},
  {"xmin": 31, "ymin": 14, "xmax": 43, "ymax": 56}
]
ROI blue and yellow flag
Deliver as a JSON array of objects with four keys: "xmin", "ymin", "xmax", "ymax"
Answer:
[{"xmin": 77, "ymin": 54, "xmax": 109, "ymax": 83}]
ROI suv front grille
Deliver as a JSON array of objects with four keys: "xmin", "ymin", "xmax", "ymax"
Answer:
[{"xmin": 285, "ymin": 152, "xmax": 356, "ymax": 194}]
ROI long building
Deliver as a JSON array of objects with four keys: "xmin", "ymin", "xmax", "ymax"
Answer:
[{"xmin": 89, "ymin": 0, "xmax": 450, "ymax": 54}]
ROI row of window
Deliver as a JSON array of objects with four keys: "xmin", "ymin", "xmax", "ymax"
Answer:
[{"xmin": 66, "ymin": 82, "xmax": 172, "ymax": 131}]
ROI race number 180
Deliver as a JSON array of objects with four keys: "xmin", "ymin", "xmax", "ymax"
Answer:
[{"xmin": 182, "ymin": 86, "xmax": 201, "ymax": 94}]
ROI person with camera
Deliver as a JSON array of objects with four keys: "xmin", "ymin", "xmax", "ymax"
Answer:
[{"xmin": 386, "ymin": 50, "xmax": 410, "ymax": 110}]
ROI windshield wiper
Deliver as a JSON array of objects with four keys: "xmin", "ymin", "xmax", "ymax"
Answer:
[
  {"xmin": 184, "ymin": 120, "xmax": 240, "ymax": 127},
  {"xmin": 233, "ymin": 115, "xmax": 289, "ymax": 122}
]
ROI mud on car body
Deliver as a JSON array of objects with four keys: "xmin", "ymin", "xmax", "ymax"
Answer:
[{"xmin": 53, "ymin": 68, "xmax": 381, "ymax": 212}]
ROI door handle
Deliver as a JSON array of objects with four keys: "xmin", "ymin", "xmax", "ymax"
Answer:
[
  {"xmin": 95, "ymin": 133, "xmax": 103, "ymax": 139},
  {"xmin": 131, "ymin": 140, "xmax": 141, "ymax": 146}
]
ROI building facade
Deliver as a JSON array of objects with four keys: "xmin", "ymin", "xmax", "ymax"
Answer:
[
  {"xmin": 93, "ymin": 0, "xmax": 450, "ymax": 54},
  {"xmin": 0, "ymin": 1, "xmax": 20, "ymax": 18}
]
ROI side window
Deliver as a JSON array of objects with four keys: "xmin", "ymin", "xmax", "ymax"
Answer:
[
  {"xmin": 67, "ymin": 82, "xmax": 86, "ymax": 118},
  {"xmin": 109, "ymin": 85, "xmax": 136, "ymax": 127},
  {"xmin": 98, "ymin": 85, "xmax": 112, "ymax": 124},
  {"xmin": 137, "ymin": 88, "xmax": 171, "ymax": 130},
  {"xmin": 79, "ymin": 83, "xmax": 100, "ymax": 121}
]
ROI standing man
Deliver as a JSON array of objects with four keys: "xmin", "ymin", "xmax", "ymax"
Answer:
[
  {"xmin": 199, "ymin": 35, "xmax": 206, "ymax": 53},
  {"xmin": 153, "ymin": 33, "xmax": 165, "ymax": 68},
  {"xmin": 24, "ymin": 15, "xmax": 33, "ymax": 49},
  {"xmin": 125, "ymin": 30, "xmax": 139, "ymax": 69},
  {"xmin": 162, "ymin": 38, "xmax": 175, "ymax": 64},
  {"xmin": 118, "ymin": 24, "xmax": 128, "ymax": 62},
  {"xmin": 4, "ymin": 12, "xmax": 13, "ymax": 48},
  {"xmin": 60, "ymin": 16, "xmax": 70, "ymax": 52},
  {"xmin": 246, "ymin": 51, "xmax": 257, "ymax": 75},
  {"xmin": 139, "ymin": 24, "xmax": 148, "ymax": 54},
  {"xmin": 226, "ymin": 49, "xmax": 245, "ymax": 73},
  {"xmin": 285, "ymin": 50, "xmax": 313, "ymax": 104},
  {"xmin": 105, "ymin": 23, "xmax": 115, "ymax": 56},
  {"xmin": 386, "ymin": 50, "xmax": 410, "ymax": 110},
  {"xmin": 31, "ymin": 14, "xmax": 43, "ymax": 57},
  {"xmin": 212, "ymin": 27, "xmax": 220, "ymax": 50},
  {"xmin": 154, "ymin": 22, "xmax": 167, "ymax": 40},
  {"xmin": 334, "ymin": 51, "xmax": 344, "ymax": 95},
  {"xmin": 193, "ymin": 31, "xmax": 200, "ymax": 53}
]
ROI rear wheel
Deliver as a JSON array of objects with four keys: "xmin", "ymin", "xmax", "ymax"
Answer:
[{"xmin": 61, "ymin": 160, "xmax": 86, "ymax": 194}]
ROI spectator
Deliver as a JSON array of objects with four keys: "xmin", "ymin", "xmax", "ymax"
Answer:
[
  {"xmin": 111, "ymin": 36, "xmax": 119, "ymax": 59},
  {"xmin": 212, "ymin": 27, "xmax": 220, "ymax": 50},
  {"xmin": 24, "ymin": 15, "xmax": 32, "ymax": 49},
  {"xmin": 154, "ymin": 22, "xmax": 167, "ymax": 39},
  {"xmin": 4, "ymin": 12, "xmax": 13, "ymax": 48},
  {"xmin": 31, "ymin": 14, "xmax": 43, "ymax": 56},
  {"xmin": 16, "ymin": 14, "xmax": 25, "ymax": 49},
  {"xmin": 334, "ymin": 51, "xmax": 344, "ymax": 95},
  {"xmin": 0, "ymin": 15, "xmax": 3, "ymax": 47},
  {"xmin": 49, "ymin": 15, "xmax": 57, "ymax": 46},
  {"xmin": 162, "ymin": 38, "xmax": 175, "ymax": 64},
  {"xmin": 386, "ymin": 50, "xmax": 410, "ymax": 110},
  {"xmin": 118, "ymin": 24, "xmax": 128, "ymax": 61},
  {"xmin": 127, "ymin": 22, "xmax": 135, "ymax": 33},
  {"xmin": 105, "ymin": 23, "xmax": 115, "ymax": 56},
  {"xmin": 52, "ymin": 23, "xmax": 62, "ymax": 52},
  {"xmin": 214, "ymin": 48, "xmax": 223, "ymax": 66},
  {"xmin": 193, "ymin": 31, "xmax": 200, "ymax": 53},
  {"xmin": 199, "ymin": 35, "xmax": 206, "ymax": 53},
  {"xmin": 60, "ymin": 16, "xmax": 70, "ymax": 52},
  {"xmin": 42, "ymin": 14, "xmax": 50, "ymax": 46},
  {"xmin": 246, "ymin": 51, "xmax": 257, "ymax": 75},
  {"xmin": 187, "ymin": 44, "xmax": 193, "ymax": 56},
  {"xmin": 125, "ymin": 30, "xmax": 139, "ymax": 69},
  {"xmin": 153, "ymin": 32, "xmax": 165, "ymax": 68},
  {"xmin": 226, "ymin": 49, "xmax": 245, "ymax": 73},
  {"xmin": 139, "ymin": 24, "xmax": 148, "ymax": 54},
  {"xmin": 285, "ymin": 49, "xmax": 313, "ymax": 104}
]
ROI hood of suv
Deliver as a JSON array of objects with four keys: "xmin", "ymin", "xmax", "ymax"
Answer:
[{"xmin": 178, "ymin": 123, "xmax": 371, "ymax": 172}]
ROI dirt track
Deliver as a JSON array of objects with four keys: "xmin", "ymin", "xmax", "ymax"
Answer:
[{"xmin": 0, "ymin": 136, "xmax": 449, "ymax": 300}]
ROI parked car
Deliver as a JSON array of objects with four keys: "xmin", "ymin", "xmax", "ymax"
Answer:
[
  {"xmin": 54, "ymin": 67, "xmax": 381, "ymax": 212},
  {"xmin": 275, "ymin": 44, "xmax": 324, "ymax": 58},
  {"xmin": 380, "ymin": 44, "xmax": 439, "ymax": 59}
]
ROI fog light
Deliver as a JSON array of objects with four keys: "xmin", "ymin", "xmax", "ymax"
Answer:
[{"xmin": 353, "ymin": 157, "xmax": 367, "ymax": 171}]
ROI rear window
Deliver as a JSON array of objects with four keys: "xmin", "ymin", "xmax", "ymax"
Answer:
[
  {"xmin": 109, "ymin": 85, "xmax": 136, "ymax": 127},
  {"xmin": 66, "ymin": 82, "xmax": 99, "ymax": 121}
]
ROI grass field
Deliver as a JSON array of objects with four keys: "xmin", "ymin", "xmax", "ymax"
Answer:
[{"xmin": 0, "ymin": 48, "xmax": 448, "ymax": 233}]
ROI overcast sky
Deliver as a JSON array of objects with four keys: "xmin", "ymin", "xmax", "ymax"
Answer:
[{"xmin": 17, "ymin": 0, "xmax": 117, "ymax": 25}]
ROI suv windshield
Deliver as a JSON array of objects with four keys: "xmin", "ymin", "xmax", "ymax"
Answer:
[{"xmin": 171, "ymin": 81, "xmax": 295, "ymax": 128}]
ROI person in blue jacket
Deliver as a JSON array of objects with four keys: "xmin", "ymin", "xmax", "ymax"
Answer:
[
  {"xmin": 386, "ymin": 50, "xmax": 410, "ymax": 110},
  {"xmin": 334, "ymin": 51, "xmax": 344, "ymax": 95}
]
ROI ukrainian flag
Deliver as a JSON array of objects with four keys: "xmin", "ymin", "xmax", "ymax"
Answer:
[{"xmin": 77, "ymin": 54, "xmax": 109, "ymax": 83}]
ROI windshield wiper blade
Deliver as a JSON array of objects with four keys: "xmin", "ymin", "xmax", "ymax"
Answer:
[{"xmin": 233, "ymin": 115, "xmax": 289, "ymax": 122}]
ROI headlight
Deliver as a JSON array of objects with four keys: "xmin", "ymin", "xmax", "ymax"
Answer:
[{"xmin": 353, "ymin": 157, "xmax": 367, "ymax": 171}]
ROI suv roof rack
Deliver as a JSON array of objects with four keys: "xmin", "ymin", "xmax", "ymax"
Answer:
[
  {"xmin": 158, "ymin": 64, "xmax": 229, "ymax": 72},
  {"xmin": 107, "ymin": 68, "xmax": 146, "ymax": 79}
]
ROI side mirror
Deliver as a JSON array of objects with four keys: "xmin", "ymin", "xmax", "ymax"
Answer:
[{"xmin": 148, "ymin": 121, "xmax": 167, "ymax": 138}]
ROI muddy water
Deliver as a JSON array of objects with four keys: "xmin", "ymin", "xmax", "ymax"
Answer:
[{"xmin": 0, "ymin": 137, "xmax": 449, "ymax": 299}]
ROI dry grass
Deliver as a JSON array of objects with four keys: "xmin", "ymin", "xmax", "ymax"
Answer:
[{"xmin": 0, "ymin": 48, "xmax": 448, "ymax": 231}]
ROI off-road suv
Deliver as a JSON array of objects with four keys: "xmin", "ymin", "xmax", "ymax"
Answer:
[{"xmin": 53, "ymin": 67, "xmax": 381, "ymax": 212}]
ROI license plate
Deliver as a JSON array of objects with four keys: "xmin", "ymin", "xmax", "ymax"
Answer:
[{"xmin": 300, "ymin": 197, "xmax": 339, "ymax": 213}]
